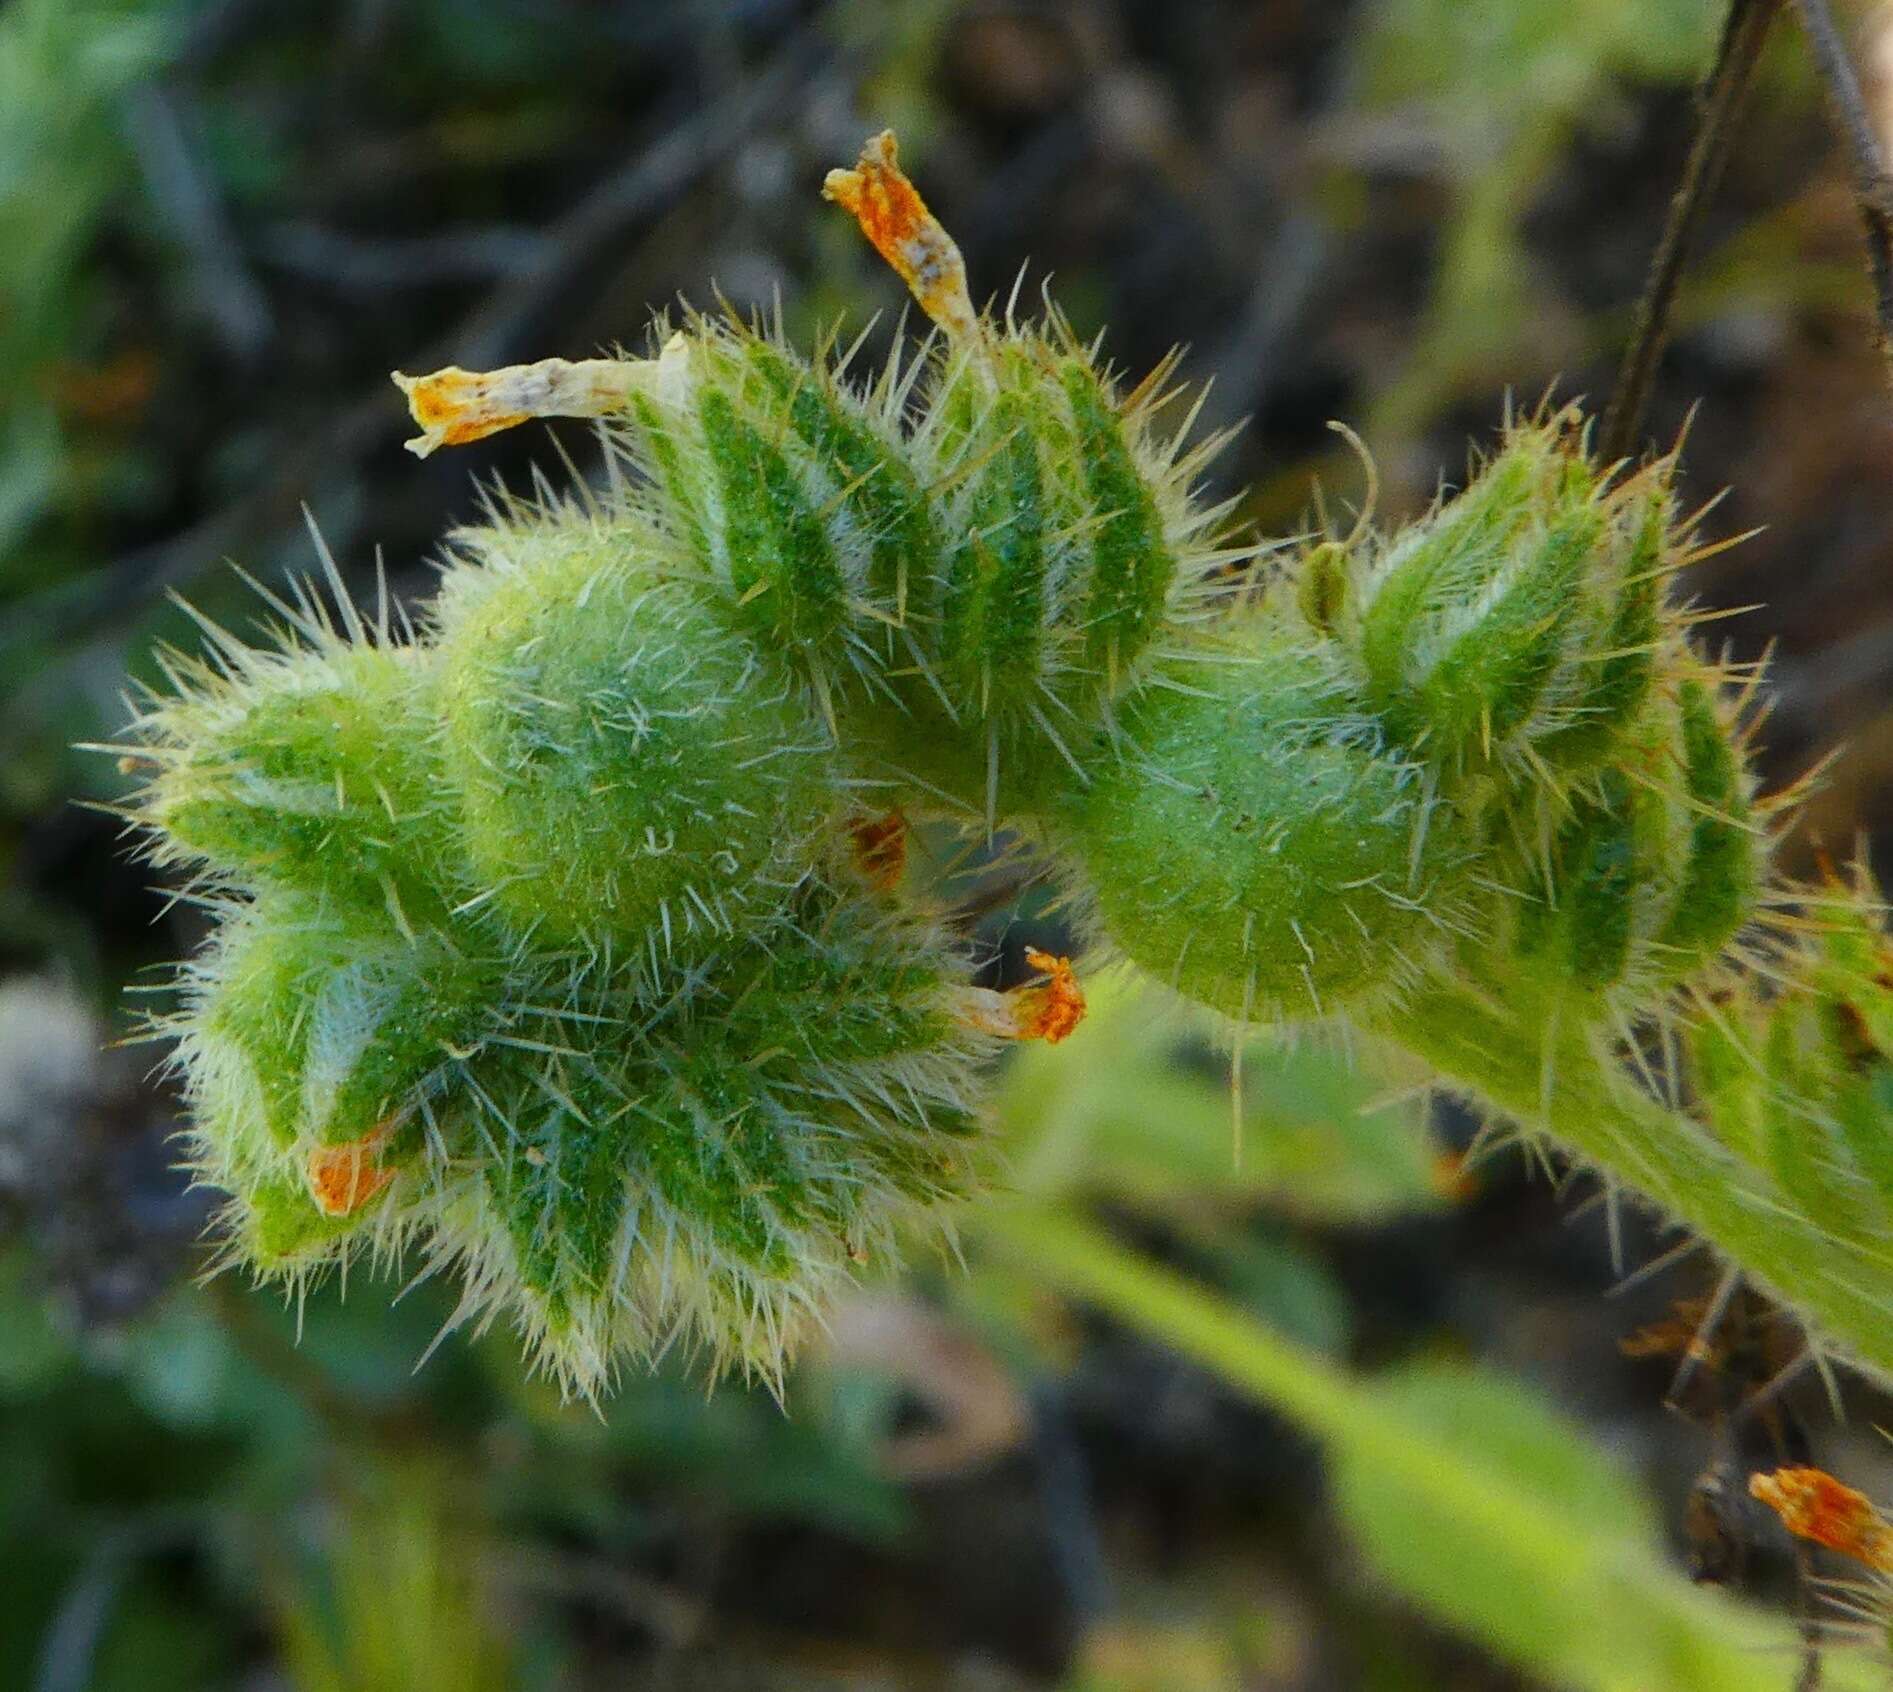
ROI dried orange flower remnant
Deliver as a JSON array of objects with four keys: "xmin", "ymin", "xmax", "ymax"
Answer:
[
  {"xmin": 306, "ymin": 1127, "xmax": 397, "ymax": 1217},
  {"xmin": 391, "ymin": 357, "xmax": 646, "ymax": 457},
  {"xmin": 849, "ymin": 809, "xmax": 909, "ymax": 892},
  {"xmin": 1750, "ymin": 1466, "xmax": 1893, "ymax": 1571},
  {"xmin": 1018, "ymin": 948, "xmax": 1086, "ymax": 1043},
  {"xmin": 958, "ymin": 947, "xmax": 1086, "ymax": 1045},
  {"xmin": 823, "ymin": 130, "xmax": 979, "ymax": 341},
  {"xmin": 1428, "ymin": 1149, "xmax": 1480, "ymax": 1204}
]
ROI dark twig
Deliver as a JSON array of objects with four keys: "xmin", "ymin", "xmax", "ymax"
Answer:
[
  {"xmin": 1789, "ymin": 0, "xmax": 1893, "ymax": 383},
  {"xmin": 451, "ymin": 29, "xmax": 825, "ymax": 368},
  {"xmin": 256, "ymin": 222, "xmax": 551, "ymax": 292},
  {"xmin": 1600, "ymin": 0, "xmax": 1781, "ymax": 463},
  {"xmin": 122, "ymin": 82, "xmax": 273, "ymax": 361}
]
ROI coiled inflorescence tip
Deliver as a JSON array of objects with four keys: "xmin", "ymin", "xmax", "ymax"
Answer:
[{"xmin": 122, "ymin": 130, "xmax": 1893, "ymax": 1405}]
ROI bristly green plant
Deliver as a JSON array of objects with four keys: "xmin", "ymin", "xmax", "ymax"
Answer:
[{"xmin": 110, "ymin": 128, "xmax": 1893, "ymax": 1402}]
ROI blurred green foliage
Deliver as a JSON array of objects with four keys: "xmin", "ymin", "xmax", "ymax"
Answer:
[
  {"xmin": 8, "ymin": 960, "xmax": 1849, "ymax": 1689},
  {"xmin": 990, "ymin": 1209, "xmax": 1883, "ymax": 1692},
  {"xmin": 0, "ymin": 1253, "xmax": 906, "ymax": 1688},
  {"xmin": 0, "ymin": 0, "xmax": 169, "ymax": 584},
  {"xmin": 274, "ymin": 1458, "xmax": 514, "ymax": 1692},
  {"xmin": 1001, "ymin": 973, "xmax": 1441, "ymax": 1226},
  {"xmin": 2, "ymin": 0, "xmax": 1884, "ymax": 1685},
  {"xmin": 1352, "ymin": 0, "xmax": 1715, "ymax": 438}
]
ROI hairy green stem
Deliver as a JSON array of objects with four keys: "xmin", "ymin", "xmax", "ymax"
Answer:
[{"xmin": 1373, "ymin": 978, "xmax": 1893, "ymax": 1386}]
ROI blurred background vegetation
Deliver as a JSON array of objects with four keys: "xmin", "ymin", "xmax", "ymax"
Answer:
[{"xmin": 8, "ymin": 0, "xmax": 1893, "ymax": 1686}]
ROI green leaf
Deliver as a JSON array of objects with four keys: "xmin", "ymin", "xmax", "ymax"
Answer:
[
  {"xmin": 1331, "ymin": 1363, "xmax": 1667, "ymax": 1685},
  {"xmin": 984, "ymin": 1208, "xmax": 1884, "ymax": 1692}
]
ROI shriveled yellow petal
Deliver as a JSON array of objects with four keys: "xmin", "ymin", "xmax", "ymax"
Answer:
[
  {"xmin": 391, "ymin": 355, "xmax": 649, "ymax": 457},
  {"xmin": 1750, "ymin": 1466, "xmax": 1893, "ymax": 1571},
  {"xmin": 823, "ymin": 130, "xmax": 979, "ymax": 341}
]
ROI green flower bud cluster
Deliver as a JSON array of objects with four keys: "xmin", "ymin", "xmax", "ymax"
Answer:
[
  {"xmin": 118, "ymin": 133, "xmax": 1893, "ymax": 1394},
  {"xmin": 616, "ymin": 316, "xmax": 1229, "ymax": 824},
  {"xmin": 1059, "ymin": 410, "xmax": 1762, "ymax": 1032},
  {"xmin": 1313, "ymin": 416, "xmax": 1760, "ymax": 1004},
  {"xmin": 130, "ymin": 488, "xmax": 1004, "ymax": 1393},
  {"xmin": 124, "ymin": 291, "xmax": 1236, "ymax": 1394}
]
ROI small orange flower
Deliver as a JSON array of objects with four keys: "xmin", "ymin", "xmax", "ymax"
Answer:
[
  {"xmin": 1750, "ymin": 1466, "xmax": 1893, "ymax": 1571},
  {"xmin": 306, "ymin": 1124, "xmax": 397, "ymax": 1217},
  {"xmin": 1017, "ymin": 947, "xmax": 1085, "ymax": 1044},
  {"xmin": 823, "ymin": 131, "xmax": 979, "ymax": 341},
  {"xmin": 955, "ymin": 948, "xmax": 1087, "ymax": 1045}
]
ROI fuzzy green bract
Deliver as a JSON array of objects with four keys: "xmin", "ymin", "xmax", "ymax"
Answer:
[{"xmin": 122, "ymin": 284, "xmax": 1893, "ymax": 1398}]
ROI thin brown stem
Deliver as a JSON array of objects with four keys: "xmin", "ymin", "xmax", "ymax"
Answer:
[
  {"xmin": 1600, "ymin": 0, "xmax": 1782, "ymax": 463},
  {"xmin": 1790, "ymin": 0, "xmax": 1893, "ymax": 382}
]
